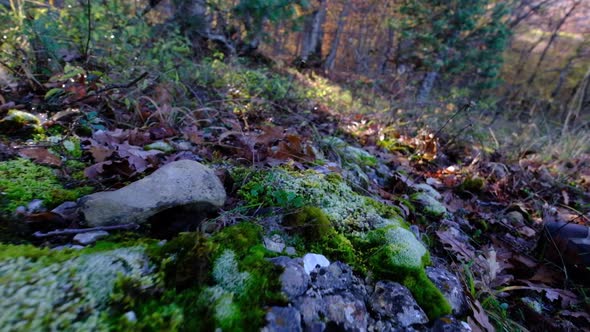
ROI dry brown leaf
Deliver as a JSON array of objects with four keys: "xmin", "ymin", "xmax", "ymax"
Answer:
[
  {"xmin": 18, "ymin": 147, "xmax": 62, "ymax": 167},
  {"xmin": 468, "ymin": 300, "xmax": 495, "ymax": 332},
  {"xmin": 436, "ymin": 229, "xmax": 476, "ymax": 261},
  {"xmin": 519, "ymin": 280, "xmax": 579, "ymax": 308},
  {"xmin": 89, "ymin": 145, "xmax": 113, "ymax": 162},
  {"xmin": 84, "ymin": 161, "xmax": 112, "ymax": 179}
]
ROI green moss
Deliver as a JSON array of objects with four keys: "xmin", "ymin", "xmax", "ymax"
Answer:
[
  {"xmin": 154, "ymin": 232, "xmax": 214, "ymax": 289},
  {"xmin": 0, "ymin": 158, "xmax": 93, "ymax": 216},
  {"xmin": 283, "ymin": 206, "xmax": 333, "ymax": 242},
  {"xmin": 114, "ymin": 222, "xmax": 285, "ymax": 332},
  {"xmin": 322, "ymin": 137, "xmax": 377, "ymax": 167},
  {"xmin": 457, "ymin": 176, "xmax": 485, "ymax": 193},
  {"xmin": 284, "ymin": 207, "xmax": 358, "ymax": 267},
  {"xmin": 64, "ymin": 159, "xmax": 88, "ymax": 181},
  {"xmin": 354, "ymin": 225, "xmax": 451, "ymax": 319},
  {"xmin": 402, "ymin": 271, "xmax": 452, "ymax": 319}
]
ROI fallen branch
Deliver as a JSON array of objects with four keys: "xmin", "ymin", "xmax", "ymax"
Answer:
[{"xmin": 33, "ymin": 223, "xmax": 139, "ymax": 238}]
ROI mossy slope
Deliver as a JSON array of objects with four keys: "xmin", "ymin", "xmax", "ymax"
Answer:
[{"xmin": 237, "ymin": 168, "xmax": 451, "ymax": 319}]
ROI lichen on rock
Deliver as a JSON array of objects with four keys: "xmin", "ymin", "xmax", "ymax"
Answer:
[
  {"xmin": 239, "ymin": 168, "xmax": 403, "ymax": 234},
  {"xmin": 0, "ymin": 245, "xmax": 156, "ymax": 331}
]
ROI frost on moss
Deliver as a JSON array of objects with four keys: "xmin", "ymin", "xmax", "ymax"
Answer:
[
  {"xmin": 239, "ymin": 169, "xmax": 403, "ymax": 234},
  {"xmin": 0, "ymin": 246, "xmax": 156, "ymax": 331},
  {"xmin": 0, "ymin": 158, "xmax": 93, "ymax": 216}
]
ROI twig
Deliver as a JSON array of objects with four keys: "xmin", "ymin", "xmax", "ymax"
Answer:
[
  {"xmin": 65, "ymin": 71, "xmax": 148, "ymax": 105},
  {"xmin": 33, "ymin": 223, "xmax": 139, "ymax": 238},
  {"xmin": 432, "ymin": 101, "xmax": 475, "ymax": 141}
]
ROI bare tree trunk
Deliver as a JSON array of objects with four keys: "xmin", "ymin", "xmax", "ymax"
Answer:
[
  {"xmin": 379, "ymin": 22, "xmax": 395, "ymax": 75},
  {"xmin": 527, "ymin": 1, "xmax": 580, "ymax": 85},
  {"xmin": 323, "ymin": 0, "xmax": 351, "ymax": 72},
  {"xmin": 354, "ymin": 15, "xmax": 370, "ymax": 73},
  {"xmin": 563, "ymin": 65, "xmax": 590, "ymax": 135},
  {"xmin": 272, "ymin": 22, "xmax": 283, "ymax": 56},
  {"xmin": 417, "ymin": 71, "xmax": 438, "ymax": 104},
  {"xmin": 551, "ymin": 41, "xmax": 588, "ymax": 98},
  {"xmin": 172, "ymin": 0, "xmax": 236, "ymax": 56},
  {"xmin": 300, "ymin": 0, "xmax": 327, "ymax": 65}
]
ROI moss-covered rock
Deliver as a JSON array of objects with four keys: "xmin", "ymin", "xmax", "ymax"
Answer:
[
  {"xmin": 322, "ymin": 137, "xmax": 377, "ymax": 167},
  {"xmin": 117, "ymin": 222, "xmax": 286, "ymax": 332},
  {"xmin": 284, "ymin": 206, "xmax": 357, "ymax": 267},
  {"xmin": 357, "ymin": 225, "xmax": 452, "ymax": 319},
  {"xmin": 457, "ymin": 176, "xmax": 485, "ymax": 194},
  {"xmin": 0, "ymin": 110, "xmax": 43, "ymax": 137},
  {"xmin": 410, "ymin": 192, "xmax": 447, "ymax": 219},
  {"xmin": 238, "ymin": 168, "xmax": 403, "ymax": 234},
  {"xmin": 0, "ymin": 244, "xmax": 156, "ymax": 331},
  {"xmin": 0, "ymin": 158, "xmax": 93, "ymax": 216}
]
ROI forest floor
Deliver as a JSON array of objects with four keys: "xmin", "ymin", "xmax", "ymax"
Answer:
[{"xmin": 1, "ymin": 55, "xmax": 589, "ymax": 331}]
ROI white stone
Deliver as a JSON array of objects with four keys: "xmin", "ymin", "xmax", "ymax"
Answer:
[{"xmin": 303, "ymin": 253, "xmax": 330, "ymax": 275}]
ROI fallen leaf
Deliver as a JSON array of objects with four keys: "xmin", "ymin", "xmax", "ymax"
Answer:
[
  {"xmin": 18, "ymin": 147, "xmax": 62, "ymax": 167},
  {"xmin": 84, "ymin": 161, "xmax": 112, "ymax": 179},
  {"xmin": 468, "ymin": 300, "xmax": 495, "ymax": 332},
  {"xmin": 89, "ymin": 144, "xmax": 113, "ymax": 162},
  {"xmin": 519, "ymin": 280, "xmax": 579, "ymax": 308},
  {"xmin": 436, "ymin": 228, "xmax": 476, "ymax": 261}
]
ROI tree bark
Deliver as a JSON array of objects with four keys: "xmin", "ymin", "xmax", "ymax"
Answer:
[
  {"xmin": 323, "ymin": 0, "xmax": 351, "ymax": 72},
  {"xmin": 300, "ymin": 0, "xmax": 327, "ymax": 65}
]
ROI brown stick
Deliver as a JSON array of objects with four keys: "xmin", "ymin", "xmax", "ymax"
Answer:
[{"xmin": 33, "ymin": 223, "xmax": 139, "ymax": 238}]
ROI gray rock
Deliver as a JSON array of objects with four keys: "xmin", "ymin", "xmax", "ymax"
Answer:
[
  {"xmin": 431, "ymin": 316, "xmax": 472, "ymax": 332},
  {"xmin": 264, "ymin": 235, "xmax": 286, "ymax": 253},
  {"xmin": 263, "ymin": 306, "xmax": 302, "ymax": 332},
  {"xmin": 269, "ymin": 257, "xmax": 310, "ymax": 300},
  {"xmin": 369, "ymin": 281, "xmax": 428, "ymax": 328},
  {"xmin": 285, "ymin": 247, "xmax": 297, "ymax": 255},
  {"xmin": 311, "ymin": 262, "xmax": 367, "ymax": 300},
  {"xmin": 79, "ymin": 160, "xmax": 226, "ymax": 227},
  {"xmin": 73, "ymin": 231, "xmax": 110, "ymax": 245},
  {"xmin": 324, "ymin": 293, "xmax": 369, "ymax": 331},
  {"xmin": 303, "ymin": 253, "xmax": 330, "ymax": 275},
  {"xmin": 412, "ymin": 183, "xmax": 442, "ymax": 200},
  {"xmin": 296, "ymin": 294, "xmax": 327, "ymax": 332},
  {"xmin": 426, "ymin": 267, "xmax": 468, "ymax": 316}
]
